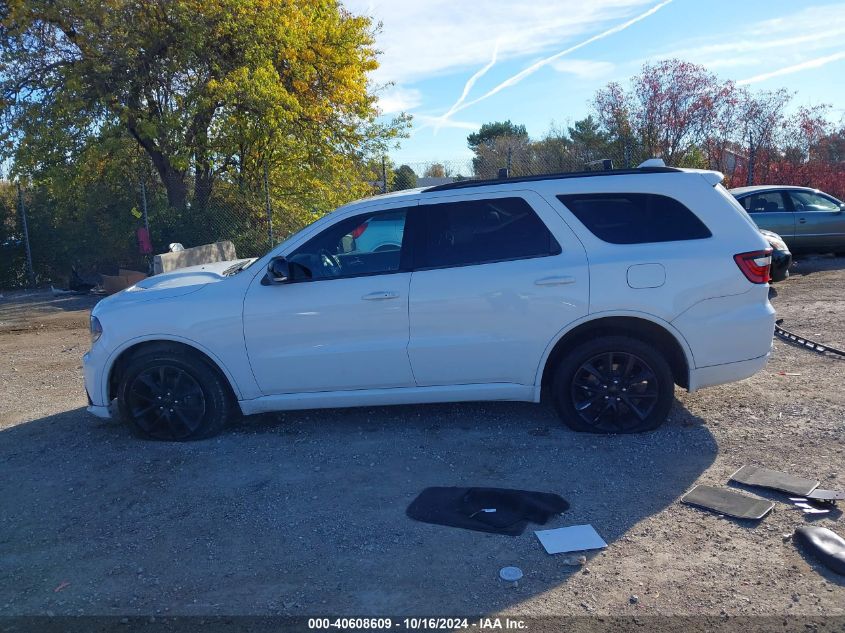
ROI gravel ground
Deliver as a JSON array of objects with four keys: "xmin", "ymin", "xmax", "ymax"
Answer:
[{"xmin": 0, "ymin": 260, "xmax": 844, "ymax": 622}]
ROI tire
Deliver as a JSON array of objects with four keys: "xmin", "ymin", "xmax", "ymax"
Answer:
[
  {"xmin": 117, "ymin": 349, "xmax": 231, "ymax": 441},
  {"xmin": 551, "ymin": 336, "xmax": 674, "ymax": 434}
]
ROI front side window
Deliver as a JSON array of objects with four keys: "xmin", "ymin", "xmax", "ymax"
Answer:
[
  {"xmin": 288, "ymin": 209, "xmax": 407, "ymax": 280},
  {"xmin": 741, "ymin": 192, "xmax": 788, "ymax": 213},
  {"xmin": 788, "ymin": 191, "xmax": 841, "ymax": 212},
  {"xmin": 417, "ymin": 197, "xmax": 559, "ymax": 268},
  {"xmin": 557, "ymin": 193, "xmax": 711, "ymax": 244}
]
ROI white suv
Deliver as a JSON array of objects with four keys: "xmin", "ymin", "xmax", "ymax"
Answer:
[{"xmin": 83, "ymin": 163, "xmax": 776, "ymax": 440}]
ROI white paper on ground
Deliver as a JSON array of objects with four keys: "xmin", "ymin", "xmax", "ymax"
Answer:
[{"xmin": 535, "ymin": 524, "xmax": 608, "ymax": 555}]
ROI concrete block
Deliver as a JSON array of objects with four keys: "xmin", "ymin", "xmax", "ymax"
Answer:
[{"xmin": 153, "ymin": 241, "xmax": 237, "ymax": 275}]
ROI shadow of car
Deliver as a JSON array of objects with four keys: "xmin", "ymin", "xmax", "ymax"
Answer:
[{"xmin": 0, "ymin": 401, "xmax": 717, "ymax": 615}]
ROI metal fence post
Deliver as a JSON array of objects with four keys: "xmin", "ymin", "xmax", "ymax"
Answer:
[
  {"xmin": 264, "ymin": 163, "xmax": 274, "ymax": 248},
  {"xmin": 16, "ymin": 182, "xmax": 36, "ymax": 287},
  {"xmin": 381, "ymin": 156, "xmax": 388, "ymax": 194},
  {"xmin": 140, "ymin": 178, "xmax": 150, "ymax": 236}
]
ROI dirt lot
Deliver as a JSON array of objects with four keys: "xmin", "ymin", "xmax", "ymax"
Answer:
[{"xmin": 1, "ymin": 260, "xmax": 844, "ymax": 625}]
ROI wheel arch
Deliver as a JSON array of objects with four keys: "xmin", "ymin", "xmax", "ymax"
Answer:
[
  {"xmin": 536, "ymin": 313, "xmax": 693, "ymax": 396},
  {"xmin": 104, "ymin": 336, "xmax": 242, "ymax": 406}
]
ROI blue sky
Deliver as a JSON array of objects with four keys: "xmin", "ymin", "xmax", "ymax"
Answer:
[{"xmin": 343, "ymin": 0, "xmax": 845, "ymax": 165}]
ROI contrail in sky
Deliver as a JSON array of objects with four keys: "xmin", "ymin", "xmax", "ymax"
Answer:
[
  {"xmin": 435, "ymin": 39, "xmax": 501, "ymax": 131},
  {"xmin": 440, "ymin": 0, "xmax": 674, "ymax": 122}
]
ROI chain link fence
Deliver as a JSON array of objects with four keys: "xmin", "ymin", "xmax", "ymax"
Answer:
[
  {"xmin": 2, "ymin": 151, "xmax": 611, "ymax": 289},
  {"xmin": 0, "ymin": 147, "xmax": 757, "ymax": 289}
]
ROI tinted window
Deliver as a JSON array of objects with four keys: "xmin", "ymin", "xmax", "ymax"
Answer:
[
  {"xmin": 418, "ymin": 197, "xmax": 559, "ymax": 268},
  {"xmin": 741, "ymin": 192, "xmax": 787, "ymax": 213},
  {"xmin": 288, "ymin": 209, "xmax": 407, "ymax": 280},
  {"xmin": 557, "ymin": 193, "xmax": 711, "ymax": 244},
  {"xmin": 788, "ymin": 191, "xmax": 841, "ymax": 212}
]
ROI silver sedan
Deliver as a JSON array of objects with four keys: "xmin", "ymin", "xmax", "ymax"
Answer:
[{"xmin": 730, "ymin": 185, "xmax": 845, "ymax": 255}]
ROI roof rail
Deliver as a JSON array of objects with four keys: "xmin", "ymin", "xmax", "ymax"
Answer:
[{"xmin": 425, "ymin": 165, "xmax": 682, "ymax": 193}]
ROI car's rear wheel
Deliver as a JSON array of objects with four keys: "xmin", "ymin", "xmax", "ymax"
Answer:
[
  {"xmin": 552, "ymin": 336, "xmax": 674, "ymax": 434},
  {"xmin": 117, "ymin": 350, "xmax": 231, "ymax": 441}
]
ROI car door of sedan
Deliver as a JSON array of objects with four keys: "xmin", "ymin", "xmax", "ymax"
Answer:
[
  {"xmin": 406, "ymin": 190, "xmax": 589, "ymax": 387},
  {"xmin": 738, "ymin": 191, "xmax": 795, "ymax": 242},
  {"xmin": 787, "ymin": 190, "xmax": 845, "ymax": 253},
  {"xmin": 242, "ymin": 201, "xmax": 418, "ymax": 395}
]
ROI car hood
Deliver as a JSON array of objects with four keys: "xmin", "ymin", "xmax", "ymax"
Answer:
[{"xmin": 94, "ymin": 259, "xmax": 255, "ymax": 309}]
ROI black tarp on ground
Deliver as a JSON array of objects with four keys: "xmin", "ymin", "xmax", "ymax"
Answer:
[{"xmin": 406, "ymin": 487, "xmax": 569, "ymax": 536}]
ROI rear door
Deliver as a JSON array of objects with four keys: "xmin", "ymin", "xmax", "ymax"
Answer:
[
  {"xmin": 787, "ymin": 190, "xmax": 845, "ymax": 252},
  {"xmin": 407, "ymin": 190, "xmax": 589, "ymax": 387},
  {"xmin": 737, "ymin": 191, "xmax": 795, "ymax": 242}
]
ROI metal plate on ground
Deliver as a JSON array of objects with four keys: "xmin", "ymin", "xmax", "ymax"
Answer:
[
  {"xmin": 729, "ymin": 464, "xmax": 819, "ymax": 497},
  {"xmin": 682, "ymin": 485, "xmax": 775, "ymax": 520},
  {"xmin": 806, "ymin": 489, "xmax": 845, "ymax": 501}
]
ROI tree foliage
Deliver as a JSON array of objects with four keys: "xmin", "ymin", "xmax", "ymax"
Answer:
[
  {"xmin": 393, "ymin": 164, "xmax": 417, "ymax": 190},
  {"xmin": 467, "ymin": 120, "xmax": 528, "ymax": 152},
  {"xmin": 1, "ymin": 0, "xmax": 409, "ymax": 211}
]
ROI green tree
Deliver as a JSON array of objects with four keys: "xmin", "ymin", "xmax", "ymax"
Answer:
[
  {"xmin": 423, "ymin": 163, "xmax": 447, "ymax": 178},
  {"xmin": 567, "ymin": 116, "xmax": 611, "ymax": 163},
  {"xmin": 467, "ymin": 120, "xmax": 528, "ymax": 152},
  {"xmin": 1, "ymin": 0, "xmax": 409, "ymax": 210},
  {"xmin": 392, "ymin": 164, "xmax": 418, "ymax": 191}
]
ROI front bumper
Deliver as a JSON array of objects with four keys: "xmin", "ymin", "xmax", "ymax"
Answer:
[
  {"xmin": 87, "ymin": 404, "xmax": 113, "ymax": 419},
  {"xmin": 83, "ymin": 349, "xmax": 111, "ymax": 418}
]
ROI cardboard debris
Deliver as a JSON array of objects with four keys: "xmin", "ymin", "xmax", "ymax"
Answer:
[
  {"xmin": 535, "ymin": 524, "xmax": 607, "ymax": 555},
  {"xmin": 101, "ymin": 269, "xmax": 147, "ymax": 295}
]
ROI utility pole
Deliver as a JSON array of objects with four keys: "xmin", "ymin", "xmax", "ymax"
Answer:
[
  {"xmin": 140, "ymin": 178, "xmax": 150, "ymax": 235},
  {"xmin": 746, "ymin": 131, "xmax": 756, "ymax": 186},
  {"xmin": 381, "ymin": 156, "xmax": 388, "ymax": 193},
  {"xmin": 264, "ymin": 162, "xmax": 274, "ymax": 247},
  {"xmin": 17, "ymin": 182, "xmax": 36, "ymax": 287}
]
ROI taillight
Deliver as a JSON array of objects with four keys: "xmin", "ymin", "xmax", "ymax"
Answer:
[
  {"xmin": 350, "ymin": 222, "xmax": 368, "ymax": 239},
  {"xmin": 734, "ymin": 249, "xmax": 772, "ymax": 284}
]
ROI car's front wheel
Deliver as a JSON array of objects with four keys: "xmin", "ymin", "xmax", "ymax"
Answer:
[
  {"xmin": 117, "ymin": 349, "xmax": 231, "ymax": 441},
  {"xmin": 552, "ymin": 336, "xmax": 674, "ymax": 434}
]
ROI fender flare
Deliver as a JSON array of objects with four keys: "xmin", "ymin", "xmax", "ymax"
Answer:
[
  {"xmin": 99, "ymin": 333, "xmax": 245, "ymax": 404},
  {"xmin": 532, "ymin": 310, "xmax": 697, "ymax": 392}
]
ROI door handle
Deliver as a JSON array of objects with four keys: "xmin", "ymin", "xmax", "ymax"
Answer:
[
  {"xmin": 361, "ymin": 291, "xmax": 400, "ymax": 300},
  {"xmin": 535, "ymin": 276, "xmax": 576, "ymax": 286},
  {"xmin": 798, "ymin": 218, "xmax": 806, "ymax": 224}
]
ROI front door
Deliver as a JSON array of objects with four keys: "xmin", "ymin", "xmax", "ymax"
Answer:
[
  {"xmin": 787, "ymin": 190, "xmax": 845, "ymax": 252},
  {"xmin": 407, "ymin": 191, "xmax": 589, "ymax": 387},
  {"xmin": 243, "ymin": 203, "xmax": 417, "ymax": 395}
]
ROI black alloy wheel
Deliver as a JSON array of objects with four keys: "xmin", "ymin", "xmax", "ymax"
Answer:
[
  {"xmin": 552, "ymin": 335, "xmax": 674, "ymax": 434},
  {"xmin": 570, "ymin": 351, "xmax": 658, "ymax": 432},
  {"xmin": 127, "ymin": 365, "xmax": 207, "ymax": 440}
]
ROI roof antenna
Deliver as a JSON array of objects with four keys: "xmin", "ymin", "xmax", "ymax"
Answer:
[{"xmin": 497, "ymin": 168, "xmax": 509, "ymax": 179}]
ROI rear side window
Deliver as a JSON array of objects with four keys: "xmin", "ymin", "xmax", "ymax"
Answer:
[
  {"xmin": 418, "ymin": 197, "xmax": 560, "ymax": 268},
  {"xmin": 557, "ymin": 193, "xmax": 711, "ymax": 244},
  {"xmin": 740, "ymin": 192, "xmax": 787, "ymax": 213}
]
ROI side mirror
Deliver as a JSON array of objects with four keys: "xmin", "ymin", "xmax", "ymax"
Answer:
[{"xmin": 267, "ymin": 256, "xmax": 291, "ymax": 284}]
